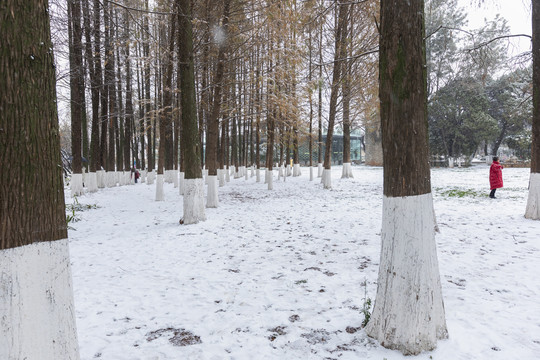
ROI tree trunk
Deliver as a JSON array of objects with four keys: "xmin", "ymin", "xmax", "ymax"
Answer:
[
  {"xmin": 317, "ymin": 17, "xmax": 323, "ymax": 166},
  {"xmin": 85, "ymin": 0, "xmax": 100, "ymax": 176},
  {"xmin": 365, "ymin": 0, "xmax": 448, "ymax": 354},
  {"xmin": 68, "ymin": 0, "xmax": 85, "ymax": 196},
  {"xmin": 144, "ymin": 0, "xmax": 152, "ymax": 172},
  {"xmin": 207, "ymin": 0, "xmax": 231, "ymax": 176},
  {"xmin": 105, "ymin": 1, "xmax": 116, "ymax": 177},
  {"xmin": 526, "ymin": 0, "xmax": 540, "ymax": 219},
  {"xmin": 322, "ymin": 1, "xmax": 349, "ymax": 188},
  {"xmin": 99, "ymin": 0, "xmax": 109, "ymax": 172},
  {"xmin": 123, "ymin": 7, "xmax": 133, "ymax": 172},
  {"xmin": 0, "ymin": 1, "xmax": 79, "ymax": 357},
  {"xmin": 177, "ymin": 0, "xmax": 205, "ymax": 224}
]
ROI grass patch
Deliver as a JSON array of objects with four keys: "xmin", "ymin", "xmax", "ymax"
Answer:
[{"xmin": 435, "ymin": 188, "xmax": 486, "ymax": 198}]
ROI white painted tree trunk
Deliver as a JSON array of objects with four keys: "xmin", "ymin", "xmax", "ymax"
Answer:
[
  {"xmin": 70, "ymin": 173, "xmax": 83, "ymax": 197},
  {"xmin": 182, "ymin": 178, "xmax": 206, "ymax": 224},
  {"xmin": 178, "ymin": 172, "xmax": 185, "ymax": 195},
  {"xmin": 106, "ymin": 171, "xmax": 116, "ymax": 187},
  {"xmin": 218, "ymin": 169, "xmax": 225, "ymax": 187},
  {"xmin": 245, "ymin": 167, "xmax": 249, "ymax": 180},
  {"xmin": 525, "ymin": 173, "xmax": 540, "ymax": 220},
  {"xmin": 322, "ymin": 169, "xmax": 332, "ymax": 189},
  {"xmin": 226, "ymin": 168, "xmax": 231, "ymax": 182},
  {"xmin": 266, "ymin": 169, "xmax": 273, "ymax": 190},
  {"xmin": 87, "ymin": 172, "xmax": 98, "ymax": 192},
  {"xmin": 118, "ymin": 171, "xmax": 126, "ymax": 186},
  {"xmin": 278, "ymin": 165, "xmax": 283, "ymax": 180},
  {"xmin": 173, "ymin": 170, "xmax": 179, "ymax": 188},
  {"xmin": 366, "ymin": 193, "xmax": 448, "ymax": 355},
  {"xmin": 155, "ymin": 174, "xmax": 165, "ymax": 201},
  {"xmin": 206, "ymin": 175, "xmax": 219, "ymax": 208},
  {"xmin": 250, "ymin": 166, "xmax": 255, "ymax": 177},
  {"xmin": 81, "ymin": 168, "xmax": 87, "ymax": 187},
  {"xmin": 230, "ymin": 165, "xmax": 235, "ymax": 176},
  {"xmin": 317, "ymin": 163, "xmax": 323, "ymax": 177},
  {"xmin": 256, "ymin": 168, "xmax": 261, "ymax": 182},
  {"xmin": 140, "ymin": 170, "xmax": 146, "ymax": 183},
  {"xmin": 286, "ymin": 165, "xmax": 292, "ymax": 177},
  {"xmin": 448, "ymin": 157, "xmax": 454, "ymax": 168},
  {"xmin": 97, "ymin": 170, "xmax": 105, "ymax": 188},
  {"xmin": 341, "ymin": 162, "xmax": 353, "ymax": 178},
  {"xmin": 147, "ymin": 170, "xmax": 155, "ymax": 185},
  {"xmin": 310, "ymin": 166, "xmax": 314, "ymax": 181},
  {"xmin": 203, "ymin": 169, "xmax": 209, "ymax": 184},
  {"xmin": 167, "ymin": 170, "xmax": 175, "ymax": 183},
  {"xmin": 0, "ymin": 239, "xmax": 80, "ymax": 360},
  {"xmin": 293, "ymin": 164, "xmax": 301, "ymax": 177}
]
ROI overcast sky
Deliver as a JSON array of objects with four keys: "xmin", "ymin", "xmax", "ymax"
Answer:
[{"xmin": 458, "ymin": 0, "xmax": 532, "ymax": 54}]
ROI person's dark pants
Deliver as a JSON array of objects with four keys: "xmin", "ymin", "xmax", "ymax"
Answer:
[{"xmin": 489, "ymin": 189, "xmax": 496, "ymax": 198}]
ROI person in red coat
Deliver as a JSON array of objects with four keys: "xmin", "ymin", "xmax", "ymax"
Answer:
[{"xmin": 489, "ymin": 156, "xmax": 504, "ymax": 198}]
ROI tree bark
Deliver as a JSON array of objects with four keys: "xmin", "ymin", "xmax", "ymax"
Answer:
[
  {"xmin": 123, "ymin": 7, "xmax": 133, "ymax": 171},
  {"xmin": 323, "ymin": 1, "xmax": 349, "ymax": 170},
  {"xmin": 207, "ymin": 0, "xmax": 231, "ymax": 176},
  {"xmin": 85, "ymin": 0, "xmax": 101, "ymax": 173},
  {"xmin": 68, "ymin": 0, "xmax": 84, "ymax": 176},
  {"xmin": 525, "ymin": 0, "xmax": 540, "ymax": 219},
  {"xmin": 366, "ymin": 0, "xmax": 448, "ymax": 354},
  {"xmin": 0, "ymin": 1, "xmax": 79, "ymax": 357}
]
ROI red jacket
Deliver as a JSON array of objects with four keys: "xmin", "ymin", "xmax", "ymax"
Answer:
[{"xmin": 489, "ymin": 161, "xmax": 503, "ymax": 190}]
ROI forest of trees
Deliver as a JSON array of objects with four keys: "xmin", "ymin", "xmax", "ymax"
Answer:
[
  {"xmin": 51, "ymin": 0, "xmax": 535, "ymax": 181},
  {"xmin": 3, "ymin": 0, "xmax": 540, "ymax": 358},
  {"xmin": 53, "ymin": 0, "xmax": 380, "ymax": 187}
]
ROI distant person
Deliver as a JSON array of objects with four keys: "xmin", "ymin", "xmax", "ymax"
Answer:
[
  {"xmin": 489, "ymin": 156, "xmax": 504, "ymax": 199},
  {"xmin": 135, "ymin": 169, "xmax": 140, "ymax": 183}
]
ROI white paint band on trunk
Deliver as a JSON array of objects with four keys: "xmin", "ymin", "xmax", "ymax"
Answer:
[
  {"xmin": 87, "ymin": 172, "xmax": 98, "ymax": 192},
  {"xmin": 70, "ymin": 173, "xmax": 83, "ymax": 197},
  {"xmin": 366, "ymin": 192, "xmax": 448, "ymax": 355},
  {"xmin": 206, "ymin": 175, "xmax": 219, "ymax": 208},
  {"xmin": 525, "ymin": 172, "xmax": 540, "ymax": 220},
  {"xmin": 183, "ymin": 178, "xmax": 206, "ymax": 224},
  {"xmin": 0, "ymin": 239, "xmax": 80, "ymax": 360},
  {"xmin": 178, "ymin": 172, "xmax": 185, "ymax": 195},
  {"xmin": 322, "ymin": 169, "xmax": 332, "ymax": 189},
  {"xmin": 341, "ymin": 162, "xmax": 353, "ymax": 178},
  {"xmin": 155, "ymin": 174, "xmax": 164, "ymax": 201}
]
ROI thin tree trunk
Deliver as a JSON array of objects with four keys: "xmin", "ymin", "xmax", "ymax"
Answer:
[
  {"xmin": 144, "ymin": 0, "xmax": 152, "ymax": 172},
  {"xmin": 85, "ymin": 0, "xmax": 101, "ymax": 174},
  {"xmin": 323, "ymin": 1, "xmax": 349, "ymax": 171},
  {"xmin": 123, "ymin": 7, "xmax": 133, "ymax": 171},
  {"xmin": 68, "ymin": 0, "xmax": 84, "ymax": 178},
  {"xmin": 207, "ymin": 0, "xmax": 231, "ymax": 176},
  {"xmin": 525, "ymin": 0, "xmax": 540, "ymax": 219}
]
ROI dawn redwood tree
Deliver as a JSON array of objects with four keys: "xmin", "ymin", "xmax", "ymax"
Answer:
[
  {"xmin": 341, "ymin": 8, "xmax": 353, "ymax": 179},
  {"xmin": 365, "ymin": 0, "xmax": 448, "ymax": 354},
  {"xmin": 0, "ymin": 1, "xmax": 80, "ymax": 358},
  {"xmin": 177, "ymin": 0, "xmax": 205, "ymax": 224},
  {"xmin": 322, "ymin": 0, "xmax": 349, "ymax": 189},
  {"xmin": 68, "ymin": 0, "xmax": 85, "ymax": 196},
  {"xmin": 206, "ymin": 0, "xmax": 231, "ymax": 207},
  {"xmin": 526, "ymin": 0, "xmax": 540, "ymax": 220}
]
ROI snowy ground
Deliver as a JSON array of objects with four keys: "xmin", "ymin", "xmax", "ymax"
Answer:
[{"xmin": 66, "ymin": 164, "xmax": 540, "ymax": 360}]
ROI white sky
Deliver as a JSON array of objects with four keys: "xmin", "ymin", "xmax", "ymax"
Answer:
[{"xmin": 458, "ymin": 0, "xmax": 532, "ymax": 54}]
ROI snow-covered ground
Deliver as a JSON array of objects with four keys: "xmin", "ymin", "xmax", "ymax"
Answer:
[{"xmin": 66, "ymin": 165, "xmax": 540, "ymax": 360}]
